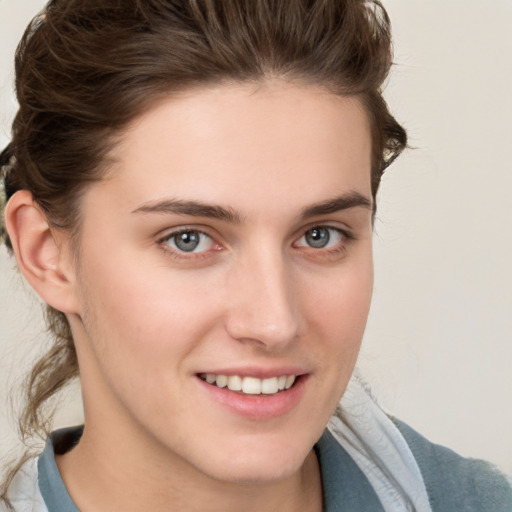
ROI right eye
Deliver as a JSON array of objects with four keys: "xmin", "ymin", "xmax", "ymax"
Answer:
[{"xmin": 161, "ymin": 229, "xmax": 215, "ymax": 253}]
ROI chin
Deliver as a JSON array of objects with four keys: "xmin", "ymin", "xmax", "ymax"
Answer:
[
  {"xmin": 205, "ymin": 457, "xmax": 304, "ymax": 485},
  {"xmin": 190, "ymin": 437, "xmax": 315, "ymax": 485}
]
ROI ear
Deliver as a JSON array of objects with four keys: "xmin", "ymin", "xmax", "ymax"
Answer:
[{"xmin": 4, "ymin": 190, "xmax": 79, "ymax": 314}]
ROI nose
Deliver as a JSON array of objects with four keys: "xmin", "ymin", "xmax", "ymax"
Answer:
[{"xmin": 224, "ymin": 247, "xmax": 300, "ymax": 350}]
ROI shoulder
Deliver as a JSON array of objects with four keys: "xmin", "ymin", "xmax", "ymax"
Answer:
[
  {"xmin": 392, "ymin": 417, "xmax": 512, "ymax": 512},
  {"xmin": 2, "ymin": 426, "xmax": 81, "ymax": 512},
  {"xmin": 2, "ymin": 457, "xmax": 47, "ymax": 512}
]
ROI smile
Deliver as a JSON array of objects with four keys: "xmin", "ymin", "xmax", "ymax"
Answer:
[{"xmin": 198, "ymin": 373, "xmax": 297, "ymax": 395}]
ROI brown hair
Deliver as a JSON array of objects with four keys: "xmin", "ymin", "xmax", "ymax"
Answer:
[{"xmin": 0, "ymin": 0, "xmax": 406, "ymax": 500}]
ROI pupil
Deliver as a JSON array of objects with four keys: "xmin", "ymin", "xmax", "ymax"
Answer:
[
  {"xmin": 175, "ymin": 231, "xmax": 200, "ymax": 252},
  {"xmin": 306, "ymin": 227, "xmax": 330, "ymax": 248}
]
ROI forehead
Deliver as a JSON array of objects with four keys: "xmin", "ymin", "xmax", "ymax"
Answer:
[{"xmin": 97, "ymin": 81, "xmax": 372, "ymax": 218}]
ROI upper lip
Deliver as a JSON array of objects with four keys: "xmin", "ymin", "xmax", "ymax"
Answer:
[{"xmin": 195, "ymin": 366, "xmax": 309, "ymax": 379}]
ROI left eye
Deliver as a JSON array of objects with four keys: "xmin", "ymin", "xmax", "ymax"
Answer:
[
  {"xmin": 296, "ymin": 226, "xmax": 344, "ymax": 249},
  {"xmin": 163, "ymin": 230, "xmax": 214, "ymax": 253}
]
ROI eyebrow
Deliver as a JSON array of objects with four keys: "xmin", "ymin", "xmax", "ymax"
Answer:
[
  {"xmin": 132, "ymin": 199, "xmax": 243, "ymax": 223},
  {"xmin": 131, "ymin": 191, "xmax": 372, "ymax": 223},
  {"xmin": 299, "ymin": 192, "xmax": 373, "ymax": 220}
]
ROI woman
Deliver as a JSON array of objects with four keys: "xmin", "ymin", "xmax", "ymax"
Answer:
[{"xmin": 1, "ymin": 1, "xmax": 511, "ymax": 511}]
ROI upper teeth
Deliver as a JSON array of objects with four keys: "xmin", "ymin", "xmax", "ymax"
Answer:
[{"xmin": 200, "ymin": 374, "xmax": 296, "ymax": 395}]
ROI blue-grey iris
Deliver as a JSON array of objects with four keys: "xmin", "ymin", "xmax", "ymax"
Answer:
[
  {"xmin": 175, "ymin": 231, "xmax": 200, "ymax": 252},
  {"xmin": 305, "ymin": 227, "xmax": 330, "ymax": 248}
]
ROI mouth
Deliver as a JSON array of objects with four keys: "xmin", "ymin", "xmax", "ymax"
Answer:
[{"xmin": 198, "ymin": 373, "xmax": 297, "ymax": 395}]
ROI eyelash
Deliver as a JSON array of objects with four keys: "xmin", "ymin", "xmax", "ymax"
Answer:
[
  {"xmin": 158, "ymin": 228, "xmax": 220, "ymax": 261},
  {"xmin": 157, "ymin": 225, "xmax": 355, "ymax": 261},
  {"xmin": 293, "ymin": 225, "xmax": 354, "ymax": 258}
]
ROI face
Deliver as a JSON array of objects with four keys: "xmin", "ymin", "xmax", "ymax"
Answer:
[{"xmin": 67, "ymin": 81, "xmax": 374, "ymax": 484}]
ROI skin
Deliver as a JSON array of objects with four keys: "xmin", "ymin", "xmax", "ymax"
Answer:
[{"xmin": 7, "ymin": 81, "xmax": 374, "ymax": 512}]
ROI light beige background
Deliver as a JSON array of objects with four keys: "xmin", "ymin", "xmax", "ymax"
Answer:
[{"xmin": 1, "ymin": 0, "xmax": 511, "ymax": 473}]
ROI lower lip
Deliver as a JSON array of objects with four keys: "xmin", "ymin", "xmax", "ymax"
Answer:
[{"xmin": 197, "ymin": 375, "xmax": 308, "ymax": 420}]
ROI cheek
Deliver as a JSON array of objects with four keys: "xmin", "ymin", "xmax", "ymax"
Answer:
[
  {"xmin": 294, "ymin": 257, "xmax": 373, "ymax": 424},
  {"xmin": 306, "ymin": 255, "xmax": 373, "ymax": 336},
  {"xmin": 74, "ymin": 261, "xmax": 224, "ymax": 422},
  {"xmin": 303, "ymin": 253, "xmax": 373, "ymax": 382},
  {"xmin": 105, "ymin": 276, "xmax": 210, "ymax": 330},
  {"xmin": 76, "ymin": 251, "xmax": 224, "ymax": 372}
]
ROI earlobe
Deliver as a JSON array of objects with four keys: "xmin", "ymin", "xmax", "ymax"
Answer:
[{"xmin": 4, "ymin": 190, "xmax": 79, "ymax": 314}]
